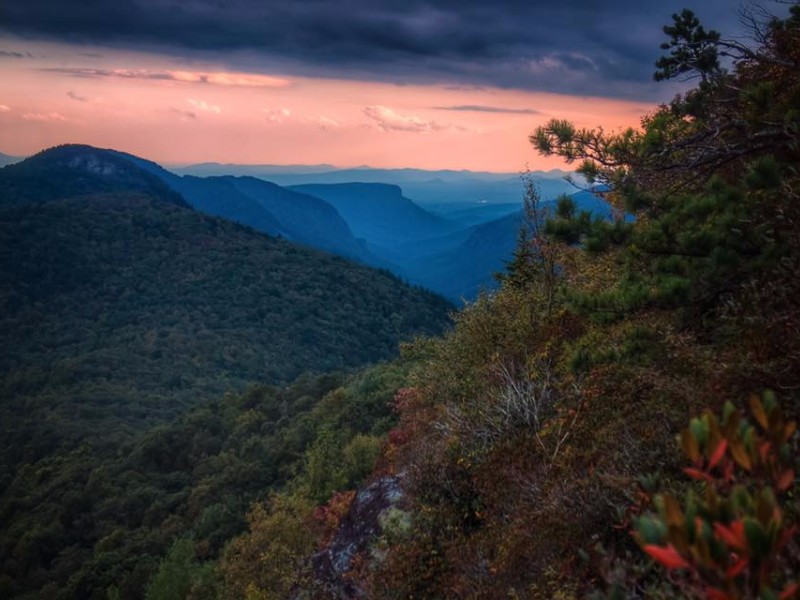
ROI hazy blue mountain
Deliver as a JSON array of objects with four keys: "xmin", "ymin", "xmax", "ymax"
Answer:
[
  {"xmin": 171, "ymin": 162, "xmax": 339, "ymax": 177},
  {"xmin": 175, "ymin": 162, "xmax": 574, "ymax": 188},
  {"xmin": 0, "ymin": 151, "xmax": 23, "ymax": 167},
  {"xmin": 175, "ymin": 161, "xmax": 576, "ymax": 228},
  {"xmin": 289, "ymin": 182, "xmax": 455, "ymax": 248},
  {"xmin": 171, "ymin": 174, "xmax": 289, "ymax": 233},
  {"xmin": 408, "ymin": 211, "xmax": 523, "ymax": 301},
  {"xmin": 402, "ymin": 175, "xmax": 575, "ymax": 209},
  {"xmin": 422, "ymin": 201, "xmax": 523, "ymax": 228},
  {"xmin": 406, "ymin": 189, "xmax": 619, "ymax": 301},
  {"xmin": 164, "ymin": 157, "xmax": 603, "ymax": 301},
  {"xmin": 224, "ymin": 176, "xmax": 372, "ymax": 262},
  {"xmin": 106, "ymin": 149, "xmax": 375, "ymax": 264}
]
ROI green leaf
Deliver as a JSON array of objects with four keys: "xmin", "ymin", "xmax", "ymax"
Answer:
[{"xmin": 744, "ymin": 518, "xmax": 771, "ymax": 560}]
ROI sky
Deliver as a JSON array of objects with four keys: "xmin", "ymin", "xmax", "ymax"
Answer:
[{"xmin": 0, "ymin": 0, "xmax": 757, "ymax": 171}]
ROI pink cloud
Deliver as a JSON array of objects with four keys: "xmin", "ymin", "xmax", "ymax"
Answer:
[
  {"xmin": 22, "ymin": 111, "xmax": 67, "ymax": 122},
  {"xmin": 184, "ymin": 72, "xmax": 289, "ymax": 88},
  {"xmin": 263, "ymin": 107, "xmax": 291, "ymax": 123},
  {"xmin": 187, "ymin": 98, "xmax": 221, "ymax": 114},
  {"xmin": 364, "ymin": 105, "xmax": 442, "ymax": 133},
  {"xmin": 314, "ymin": 116, "xmax": 341, "ymax": 130}
]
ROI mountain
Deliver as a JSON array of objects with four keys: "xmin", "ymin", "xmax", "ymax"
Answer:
[
  {"xmin": 401, "ymin": 175, "xmax": 575, "ymax": 210},
  {"xmin": 0, "ymin": 144, "xmax": 453, "ymax": 492},
  {"xmin": 0, "ymin": 146, "xmax": 454, "ymax": 600},
  {"xmin": 411, "ymin": 211, "xmax": 523, "ymax": 300},
  {"xmin": 0, "ymin": 144, "xmax": 188, "ymax": 206},
  {"xmin": 174, "ymin": 162, "xmax": 576, "ymax": 194},
  {"xmin": 108, "ymin": 149, "xmax": 376, "ymax": 264},
  {"xmin": 289, "ymin": 182, "xmax": 454, "ymax": 248},
  {"xmin": 173, "ymin": 161, "xmax": 338, "ymax": 176},
  {"xmin": 173, "ymin": 163, "xmax": 537, "ymax": 184},
  {"xmin": 408, "ymin": 189, "xmax": 620, "ymax": 300},
  {"xmin": 285, "ymin": 183, "xmax": 616, "ymax": 302},
  {"xmin": 222, "ymin": 176, "xmax": 372, "ymax": 262},
  {"xmin": 168, "ymin": 161, "xmax": 580, "ymax": 300},
  {"xmin": 421, "ymin": 200, "xmax": 523, "ymax": 228},
  {"xmin": 0, "ymin": 151, "xmax": 23, "ymax": 167}
]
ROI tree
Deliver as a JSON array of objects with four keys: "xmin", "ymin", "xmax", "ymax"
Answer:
[
  {"xmin": 529, "ymin": 4, "xmax": 800, "ymax": 322},
  {"xmin": 144, "ymin": 538, "xmax": 217, "ymax": 600}
]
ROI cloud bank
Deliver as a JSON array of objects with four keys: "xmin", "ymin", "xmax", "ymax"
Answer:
[{"xmin": 2, "ymin": 0, "xmax": 745, "ymax": 99}]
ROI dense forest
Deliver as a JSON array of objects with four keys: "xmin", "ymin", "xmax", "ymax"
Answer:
[
  {"xmin": 0, "ymin": 149, "xmax": 452, "ymax": 598},
  {"xmin": 2, "ymin": 3, "xmax": 799, "ymax": 600}
]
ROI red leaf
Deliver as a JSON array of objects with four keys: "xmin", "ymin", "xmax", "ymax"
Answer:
[
  {"xmin": 780, "ymin": 582, "xmax": 799, "ymax": 600},
  {"xmin": 714, "ymin": 521, "xmax": 746, "ymax": 551},
  {"xmin": 684, "ymin": 467, "xmax": 712, "ymax": 481},
  {"xmin": 726, "ymin": 556, "xmax": 748, "ymax": 578},
  {"xmin": 778, "ymin": 469, "xmax": 795, "ymax": 492},
  {"xmin": 709, "ymin": 439, "xmax": 728, "ymax": 469},
  {"xmin": 777, "ymin": 526, "xmax": 799, "ymax": 553},
  {"xmin": 643, "ymin": 544, "xmax": 690, "ymax": 570},
  {"xmin": 707, "ymin": 588, "xmax": 730, "ymax": 600},
  {"xmin": 759, "ymin": 440, "xmax": 772, "ymax": 463}
]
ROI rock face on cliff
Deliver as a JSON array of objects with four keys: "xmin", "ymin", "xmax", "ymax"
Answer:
[{"xmin": 310, "ymin": 476, "xmax": 405, "ymax": 598}]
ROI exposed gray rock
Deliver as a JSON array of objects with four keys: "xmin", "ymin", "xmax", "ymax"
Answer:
[{"xmin": 310, "ymin": 475, "xmax": 405, "ymax": 598}]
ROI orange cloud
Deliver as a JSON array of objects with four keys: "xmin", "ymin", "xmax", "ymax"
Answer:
[
  {"xmin": 170, "ymin": 71, "xmax": 290, "ymax": 87},
  {"xmin": 364, "ymin": 105, "xmax": 443, "ymax": 133}
]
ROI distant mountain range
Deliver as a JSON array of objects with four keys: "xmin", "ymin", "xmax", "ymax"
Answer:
[
  {"xmin": 165, "ymin": 159, "xmax": 598, "ymax": 300},
  {"xmin": 173, "ymin": 161, "xmax": 574, "ymax": 185},
  {"xmin": 173, "ymin": 162, "xmax": 578, "ymax": 208},
  {"xmin": 0, "ymin": 146, "xmax": 612, "ymax": 301},
  {"xmin": 285, "ymin": 182, "xmax": 615, "ymax": 301}
]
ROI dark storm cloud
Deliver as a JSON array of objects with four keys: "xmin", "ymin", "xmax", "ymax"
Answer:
[
  {"xmin": 0, "ymin": 49, "xmax": 34, "ymax": 58},
  {"xmin": 1, "ymin": 0, "xmax": 748, "ymax": 99},
  {"xmin": 43, "ymin": 67, "xmax": 177, "ymax": 80}
]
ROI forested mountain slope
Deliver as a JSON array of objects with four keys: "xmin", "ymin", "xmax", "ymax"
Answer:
[
  {"xmin": 111, "ymin": 147, "xmax": 377, "ymax": 264},
  {"xmin": 0, "ymin": 148, "xmax": 452, "ymax": 598}
]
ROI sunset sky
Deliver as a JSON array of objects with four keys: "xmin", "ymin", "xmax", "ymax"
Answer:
[{"xmin": 0, "ymin": 1, "xmax": 748, "ymax": 171}]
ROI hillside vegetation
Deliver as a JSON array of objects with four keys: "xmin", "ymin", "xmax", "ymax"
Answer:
[
  {"xmin": 0, "ymin": 148, "xmax": 453, "ymax": 598},
  {"xmin": 217, "ymin": 6, "xmax": 799, "ymax": 599}
]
